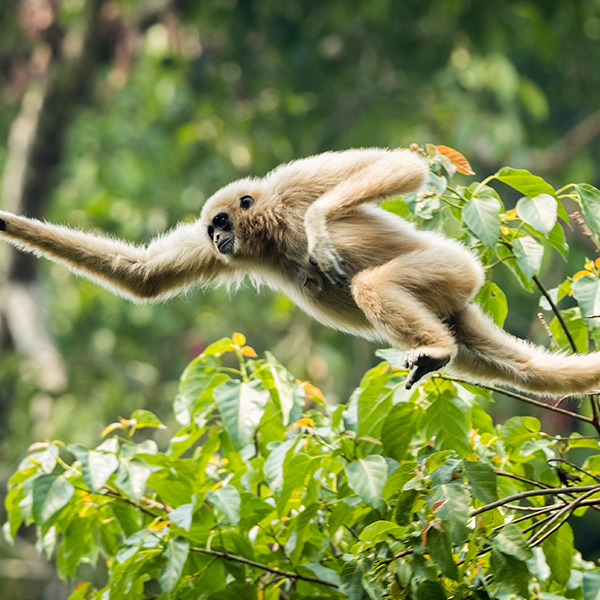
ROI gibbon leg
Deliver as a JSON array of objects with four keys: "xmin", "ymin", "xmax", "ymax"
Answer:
[{"xmin": 351, "ymin": 249, "xmax": 481, "ymax": 388}]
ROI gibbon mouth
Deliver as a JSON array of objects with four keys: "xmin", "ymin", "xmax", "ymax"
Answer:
[{"xmin": 217, "ymin": 237, "xmax": 235, "ymax": 255}]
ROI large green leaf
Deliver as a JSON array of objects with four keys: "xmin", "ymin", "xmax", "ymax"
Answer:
[
  {"xmin": 428, "ymin": 483, "xmax": 470, "ymax": 545},
  {"xmin": 425, "ymin": 392, "xmax": 470, "ymax": 454},
  {"xmin": 494, "ymin": 524, "xmax": 533, "ymax": 561},
  {"xmin": 159, "ymin": 536, "xmax": 190, "ymax": 594},
  {"xmin": 572, "ymin": 276, "xmax": 600, "ymax": 330},
  {"xmin": 214, "ymin": 379, "xmax": 269, "ymax": 450},
  {"xmin": 490, "ymin": 546, "xmax": 530, "ymax": 597},
  {"xmin": 512, "ymin": 236, "xmax": 544, "ymax": 278},
  {"xmin": 576, "ymin": 183, "xmax": 600, "ymax": 240},
  {"xmin": 357, "ymin": 377, "xmax": 393, "ymax": 441},
  {"xmin": 56, "ymin": 517, "xmax": 94, "ymax": 579},
  {"xmin": 496, "ymin": 167, "xmax": 555, "ymax": 197},
  {"xmin": 114, "ymin": 458, "xmax": 151, "ymax": 501},
  {"xmin": 474, "ymin": 280, "xmax": 507, "ymax": 327},
  {"xmin": 32, "ymin": 475, "xmax": 74, "ymax": 524},
  {"xmin": 462, "ymin": 460, "xmax": 497, "ymax": 504},
  {"xmin": 381, "ymin": 403, "xmax": 422, "ymax": 461},
  {"xmin": 516, "ymin": 194, "xmax": 557, "ymax": 234},
  {"xmin": 463, "ymin": 195, "xmax": 501, "ymax": 247},
  {"xmin": 346, "ymin": 456, "xmax": 388, "ymax": 512},
  {"xmin": 257, "ymin": 352, "xmax": 296, "ymax": 425},
  {"xmin": 426, "ymin": 525, "xmax": 459, "ymax": 581},
  {"xmin": 542, "ymin": 523, "xmax": 574, "ymax": 586},
  {"xmin": 80, "ymin": 450, "xmax": 119, "ymax": 493},
  {"xmin": 208, "ymin": 486, "xmax": 241, "ymax": 525}
]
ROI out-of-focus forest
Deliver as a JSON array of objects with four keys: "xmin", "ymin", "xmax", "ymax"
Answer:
[{"xmin": 0, "ymin": 0, "xmax": 599, "ymax": 597}]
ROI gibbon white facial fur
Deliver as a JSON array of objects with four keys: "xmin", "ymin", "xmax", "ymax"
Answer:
[{"xmin": 0, "ymin": 148, "xmax": 596, "ymax": 394}]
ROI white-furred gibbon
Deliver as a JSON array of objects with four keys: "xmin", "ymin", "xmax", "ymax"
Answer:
[{"xmin": 0, "ymin": 147, "xmax": 597, "ymax": 394}]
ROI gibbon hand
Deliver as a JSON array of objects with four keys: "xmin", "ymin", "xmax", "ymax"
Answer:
[{"xmin": 1, "ymin": 148, "xmax": 599, "ymax": 394}]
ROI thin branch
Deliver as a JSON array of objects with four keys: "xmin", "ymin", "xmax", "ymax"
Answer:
[
  {"xmin": 533, "ymin": 274, "xmax": 578, "ymax": 354},
  {"xmin": 470, "ymin": 484, "xmax": 600, "ymax": 517},
  {"xmin": 438, "ymin": 375, "xmax": 593, "ymax": 424},
  {"xmin": 189, "ymin": 547, "xmax": 338, "ymax": 589}
]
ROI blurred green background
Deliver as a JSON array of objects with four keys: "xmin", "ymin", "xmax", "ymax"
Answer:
[{"xmin": 1, "ymin": 0, "xmax": 600, "ymax": 597}]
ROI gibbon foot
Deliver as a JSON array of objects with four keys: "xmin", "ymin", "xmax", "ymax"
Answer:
[
  {"xmin": 404, "ymin": 350, "xmax": 451, "ymax": 390},
  {"xmin": 308, "ymin": 240, "xmax": 349, "ymax": 286}
]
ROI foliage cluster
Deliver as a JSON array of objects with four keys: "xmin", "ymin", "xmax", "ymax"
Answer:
[{"xmin": 7, "ymin": 153, "xmax": 600, "ymax": 598}]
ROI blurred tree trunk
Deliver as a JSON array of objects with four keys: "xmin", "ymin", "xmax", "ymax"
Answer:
[{"xmin": 0, "ymin": 0, "xmax": 106, "ymax": 414}]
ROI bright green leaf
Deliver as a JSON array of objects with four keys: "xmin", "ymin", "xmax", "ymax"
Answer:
[
  {"xmin": 496, "ymin": 167, "xmax": 555, "ymax": 197},
  {"xmin": 463, "ymin": 195, "xmax": 501, "ymax": 247},
  {"xmin": 512, "ymin": 236, "xmax": 544, "ymax": 278},
  {"xmin": 214, "ymin": 379, "xmax": 269, "ymax": 450},
  {"xmin": 346, "ymin": 456, "xmax": 388, "ymax": 512},
  {"xmin": 32, "ymin": 475, "xmax": 74, "ymax": 524},
  {"xmin": 517, "ymin": 194, "xmax": 557, "ymax": 234},
  {"xmin": 159, "ymin": 536, "xmax": 190, "ymax": 594},
  {"xmin": 208, "ymin": 486, "xmax": 241, "ymax": 525}
]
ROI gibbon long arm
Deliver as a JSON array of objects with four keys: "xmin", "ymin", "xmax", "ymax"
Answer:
[
  {"xmin": 0, "ymin": 213, "xmax": 227, "ymax": 300},
  {"xmin": 2, "ymin": 146, "xmax": 600, "ymax": 396}
]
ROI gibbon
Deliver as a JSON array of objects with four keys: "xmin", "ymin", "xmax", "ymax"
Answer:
[{"xmin": 0, "ymin": 147, "xmax": 597, "ymax": 395}]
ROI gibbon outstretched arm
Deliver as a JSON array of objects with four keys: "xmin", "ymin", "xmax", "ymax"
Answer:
[{"xmin": 0, "ymin": 212, "xmax": 227, "ymax": 301}]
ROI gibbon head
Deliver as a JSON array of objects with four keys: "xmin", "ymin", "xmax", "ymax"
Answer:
[{"xmin": 200, "ymin": 180, "xmax": 261, "ymax": 259}]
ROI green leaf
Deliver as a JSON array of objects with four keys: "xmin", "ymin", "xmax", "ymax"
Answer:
[
  {"xmin": 516, "ymin": 194, "xmax": 557, "ymax": 234},
  {"xmin": 542, "ymin": 523, "xmax": 574, "ymax": 586},
  {"xmin": 494, "ymin": 523, "xmax": 533, "ymax": 561},
  {"xmin": 56, "ymin": 517, "xmax": 94, "ymax": 579},
  {"xmin": 426, "ymin": 525, "xmax": 459, "ymax": 580},
  {"xmin": 32, "ymin": 475, "xmax": 74, "ymax": 524},
  {"xmin": 169, "ymin": 503, "xmax": 194, "ymax": 531},
  {"xmin": 81, "ymin": 450, "xmax": 119, "ymax": 493},
  {"xmin": 383, "ymin": 462, "xmax": 417, "ymax": 504},
  {"xmin": 130, "ymin": 409, "xmax": 166, "ymax": 430},
  {"xmin": 67, "ymin": 583, "xmax": 91, "ymax": 600},
  {"xmin": 572, "ymin": 276, "xmax": 600, "ymax": 330},
  {"xmin": 416, "ymin": 580, "xmax": 447, "ymax": 600},
  {"xmin": 463, "ymin": 195, "xmax": 501, "ymax": 247},
  {"xmin": 429, "ymin": 483, "xmax": 470, "ymax": 545},
  {"xmin": 114, "ymin": 458, "xmax": 151, "ymax": 501},
  {"xmin": 258, "ymin": 351, "xmax": 296, "ymax": 425},
  {"xmin": 462, "ymin": 460, "xmax": 497, "ymax": 504},
  {"xmin": 575, "ymin": 183, "xmax": 600, "ymax": 240},
  {"xmin": 496, "ymin": 167, "xmax": 555, "ymax": 197},
  {"xmin": 512, "ymin": 236, "xmax": 544, "ymax": 278},
  {"xmin": 583, "ymin": 570, "xmax": 600, "ymax": 600},
  {"xmin": 475, "ymin": 280, "xmax": 508, "ymax": 327},
  {"xmin": 346, "ymin": 456, "xmax": 388, "ymax": 512},
  {"xmin": 359, "ymin": 520, "xmax": 405, "ymax": 544},
  {"xmin": 214, "ymin": 379, "xmax": 269, "ymax": 450},
  {"xmin": 425, "ymin": 392, "xmax": 470, "ymax": 454},
  {"xmin": 381, "ymin": 403, "xmax": 421, "ymax": 461},
  {"xmin": 550, "ymin": 307, "xmax": 588, "ymax": 352},
  {"xmin": 159, "ymin": 536, "xmax": 190, "ymax": 594},
  {"xmin": 357, "ymin": 376, "xmax": 393, "ymax": 441},
  {"xmin": 208, "ymin": 486, "xmax": 241, "ymax": 525},
  {"xmin": 490, "ymin": 546, "xmax": 530, "ymax": 597}
]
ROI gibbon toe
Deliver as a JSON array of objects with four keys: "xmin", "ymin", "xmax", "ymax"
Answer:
[{"xmin": 404, "ymin": 351, "xmax": 451, "ymax": 389}]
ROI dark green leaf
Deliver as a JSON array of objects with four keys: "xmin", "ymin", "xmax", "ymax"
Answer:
[
  {"xmin": 462, "ymin": 460, "xmax": 497, "ymax": 504},
  {"xmin": 489, "ymin": 546, "xmax": 530, "ymax": 597},
  {"xmin": 426, "ymin": 525, "xmax": 459, "ymax": 580},
  {"xmin": 542, "ymin": 523, "xmax": 574, "ymax": 586},
  {"xmin": 429, "ymin": 484, "xmax": 470, "ymax": 545},
  {"xmin": 494, "ymin": 524, "xmax": 533, "ymax": 561},
  {"xmin": 416, "ymin": 579, "xmax": 447, "ymax": 600}
]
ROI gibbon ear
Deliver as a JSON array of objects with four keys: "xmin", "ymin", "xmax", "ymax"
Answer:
[{"xmin": 239, "ymin": 195, "xmax": 254, "ymax": 210}]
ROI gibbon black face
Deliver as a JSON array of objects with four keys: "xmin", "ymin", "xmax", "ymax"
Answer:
[{"xmin": 208, "ymin": 211, "xmax": 235, "ymax": 255}]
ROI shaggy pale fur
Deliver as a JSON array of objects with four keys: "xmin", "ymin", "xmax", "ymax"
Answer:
[{"xmin": 0, "ymin": 147, "xmax": 597, "ymax": 394}]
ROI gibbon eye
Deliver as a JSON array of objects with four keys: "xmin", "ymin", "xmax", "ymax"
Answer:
[
  {"xmin": 212, "ymin": 212, "xmax": 231, "ymax": 231},
  {"xmin": 239, "ymin": 195, "xmax": 254, "ymax": 210}
]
